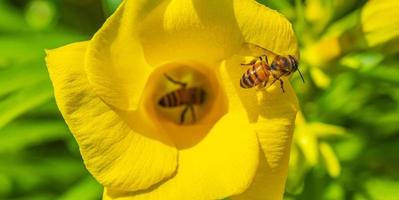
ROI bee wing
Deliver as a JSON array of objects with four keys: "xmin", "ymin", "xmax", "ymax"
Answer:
[{"xmin": 241, "ymin": 42, "xmax": 279, "ymax": 57}]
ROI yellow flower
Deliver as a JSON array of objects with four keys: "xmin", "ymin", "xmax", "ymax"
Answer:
[
  {"xmin": 45, "ymin": 0, "xmax": 299, "ymax": 199},
  {"xmin": 361, "ymin": 0, "xmax": 399, "ymax": 48}
]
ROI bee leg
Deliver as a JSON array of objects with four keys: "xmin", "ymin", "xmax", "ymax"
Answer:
[
  {"xmin": 269, "ymin": 76, "xmax": 278, "ymax": 86},
  {"xmin": 241, "ymin": 57, "xmax": 258, "ymax": 66},
  {"xmin": 257, "ymin": 81, "xmax": 267, "ymax": 90},
  {"xmin": 189, "ymin": 105, "xmax": 196, "ymax": 123},
  {"xmin": 269, "ymin": 75, "xmax": 285, "ymax": 92},
  {"xmin": 279, "ymin": 79, "xmax": 285, "ymax": 93},
  {"xmin": 164, "ymin": 74, "xmax": 187, "ymax": 88},
  {"xmin": 180, "ymin": 106, "xmax": 189, "ymax": 124}
]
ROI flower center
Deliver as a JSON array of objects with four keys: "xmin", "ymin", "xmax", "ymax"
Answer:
[{"xmin": 142, "ymin": 61, "xmax": 227, "ymax": 149}]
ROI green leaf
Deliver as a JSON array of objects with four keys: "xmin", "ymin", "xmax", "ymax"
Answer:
[
  {"xmin": 23, "ymin": 99, "xmax": 61, "ymax": 117},
  {"xmin": 318, "ymin": 73, "xmax": 370, "ymax": 118},
  {"xmin": 0, "ymin": 120, "xmax": 69, "ymax": 153},
  {"xmin": 340, "ymin": 51, "xmax": 384, "ymax": 70},
  {"xmin": 334, "ymin": 135, "xmax": 365, "ymax": 162},
  {"xmin": 0, "ymin": 31, "xmax": 85, "ymax": 67},
  {"xmin": 0, "ymin": 80, "xmax": 53, "ymax": 129},
  {"xmin": 0, "ymin": 173, "xmax": 12, "ymax": 197},
  {"xmin": 364, "ymin": 65, "xmax": 399, "ymax": 84},
  {"xmin": 323, "ymin": 9, "xmax": 361, "ymax": 38},
  {"xmin": 258, "ymin": 0, "xmax": 295, "ymax": 19},
  {"xmin": 0, "ymin": 61, "xmax": 48, "ymax": 97},
  {"xmin": 58, "ymin": 176, "xmax": 102, "ymax": 200},
  {"xmin": 294, "ymin": 0, "xmax": 306, "ymax": 35},
  {"xmin": 0, "ymin": 156, "xmax": 86, "ymax": 194},
  {"xmin": 101, "ymin": 0, "xmax": 122, "ymax": 16},
  {"xmin": 0, "ymin": 2, "xmax": 29, "ymax": 32},
  {"xmin": 14, "ymin": 193, "xmax": 56, "ymax": 200},
  {"xmin": 364, "ymin": 178, "xmax": 399, "ymax": 200},
  {"xmin": 25, "ymin": 0, "xmax": 57, "ymax": 31},
  {"xmin": 322, "ymin": 181, "xmax": 344, "ymax": 200}
]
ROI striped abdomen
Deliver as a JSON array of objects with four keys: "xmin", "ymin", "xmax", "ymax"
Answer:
[
  {"xmin": 240, "ymin": 64, "xmax": 271, "ymax": 88},
  {"xmin": 158, "ymin": 87, "xmax": 206, "ymax": 107}
]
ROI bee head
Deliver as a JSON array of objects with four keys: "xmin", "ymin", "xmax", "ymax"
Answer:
[
  {"xmin": 288, "ymin": 55, "xmax": 305, "ymax": 83},
  {"xmin": 272, "ymin": 55, "xmax": 295, "ymax": 72},
  {"xmin": 288, "ymin": 55, "xmax": 298, "ymax": 72}
]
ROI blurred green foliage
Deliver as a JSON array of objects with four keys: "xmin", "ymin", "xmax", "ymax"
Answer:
[
  {"xmin": 0, "ymin": 0, "xmax": 398, "ymax": 200},
  {"xmin": 0, "ymin": 0, "xmax": 103, "ymax": 199},
  {"xmin": 262, "ymin": 0, "xmax": 399, "ymax": 200}
]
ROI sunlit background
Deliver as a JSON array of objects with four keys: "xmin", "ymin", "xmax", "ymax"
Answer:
[{"xmin": 1, "ymin": 0, "xmax": 398, "ymax": 199}]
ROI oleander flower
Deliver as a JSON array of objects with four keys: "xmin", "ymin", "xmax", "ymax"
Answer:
[{"xmin": 45, "ymin": 0, "xmax": 299, "ymax": 199}]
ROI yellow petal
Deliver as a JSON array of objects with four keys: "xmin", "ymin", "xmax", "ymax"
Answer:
[
  {"xmin": 87, "ymin": 0, "xmax": 298, "ymax": 111},
  {"xmin": 103, "ymin": 107, "xmax": 259, "ymax": 199},
  {"xmin": 232, "ymin": 154, "xmax": 291, "ymax": 200},
  {"xmin": 296, "ymin": 127, "xmax": 319, "ymax": 167},
  {"xmin": 303, "ymin": 37, "xmax": 341, "ymax": 67},
  {"xmin": 294, "ymin": 113, "xmax": 319, "ymax": 167},
  {"xmin": 139, "ymin": 0, "xmax": 298, "ymax": 66},
  {"xmin": 320, "ymin": 142, "xmax": 341, "ymax": 178},
  {"xmin": 86, "ymin": 1, "xmax": 157, "ymax": 111},
  {"xmin": 139, "ymin": 0, "xmax": 242, "ymax": 65},
  {"xmin": 361, "ymin": 0, "xmax": 399, "ymax": 47},
  {"xmin": 60, "ymin": 0, "xmax": 299, "ymax": 198},
  {"xmin": 221, "ymin": 58, "xmax": 298, "ymax": 198},
  {"xmin": 221, "ymin": 5, "xmax": 299, "ymax": 194},
  {"xmin": 310, "ymin": 67, "xmax": 331, "ymax": 88},
  {"xmin": 222, "ymin": 1, "xmax": 299, "ymax": 193},
  {"xmin": 103, "ymin": 61, "xmax": 259, "ymax": 199},
  {"xmin": 305, "ymin": 0, "xmax": 326, "ymax": 23},
  {"xmin": 234, "ymin": 0, "xmax": 299, "ymax": 57},
  {"xmin": 309, "ymin": 122, "xmax": 346, "ymax": 138},
  {"xmin": 240, "ymin": 82, "xmax": 297, "ymax": 200},
  {"xmin": 46, "ymin": 42, "xmax": 178, "ymax": 191},
  {"xmin": 225, "ymin": 3, "xmax": 300, "ymax": 170}
]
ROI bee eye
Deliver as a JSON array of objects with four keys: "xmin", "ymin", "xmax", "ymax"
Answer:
[
  {"xmin": 282, "ymin": 57, "xmax": 289, "ymax": 65},
  {"xmin": 288, "ymin": 56, "xmax": 298, "ymax": 71},
  {"xmin": 293, "ymin": 60, "xmax": 298, "ymax": 71}
]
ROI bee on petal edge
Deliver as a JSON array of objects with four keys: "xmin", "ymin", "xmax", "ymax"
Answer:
[{"xmin": 240, "ymin": 43, "xmax": 304, "ymax": 92}]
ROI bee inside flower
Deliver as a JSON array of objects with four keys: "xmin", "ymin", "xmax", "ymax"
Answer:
[
  {"xmin": 45, "ymin": 0, "xmax": 299, "ymax": 199},
  {"xmin": 151, "ymin": 64, "xmax": 215, "ymax": 125}
]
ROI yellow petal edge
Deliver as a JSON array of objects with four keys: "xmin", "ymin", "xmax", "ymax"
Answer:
[{"xmin": 46, "ymin": 42, "xmax": 178, "ymax": 191}]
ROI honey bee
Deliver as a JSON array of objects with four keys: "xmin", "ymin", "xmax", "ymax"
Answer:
[
  {"xmin": 158, "ymin": 74, "xmax": 207, "ymax": 124},
  {"xmin": 240, "ymin": 43, "xmax": 304, "ymax": 92}
]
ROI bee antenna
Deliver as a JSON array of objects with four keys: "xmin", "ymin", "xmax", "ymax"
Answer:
[
  {"xmin": 164, "ymin": 73, "xmax": 187, "ymax": 88},
  {"xmin": 298, "ymin": 68, "xmax": 305, "ymax": 83}
]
